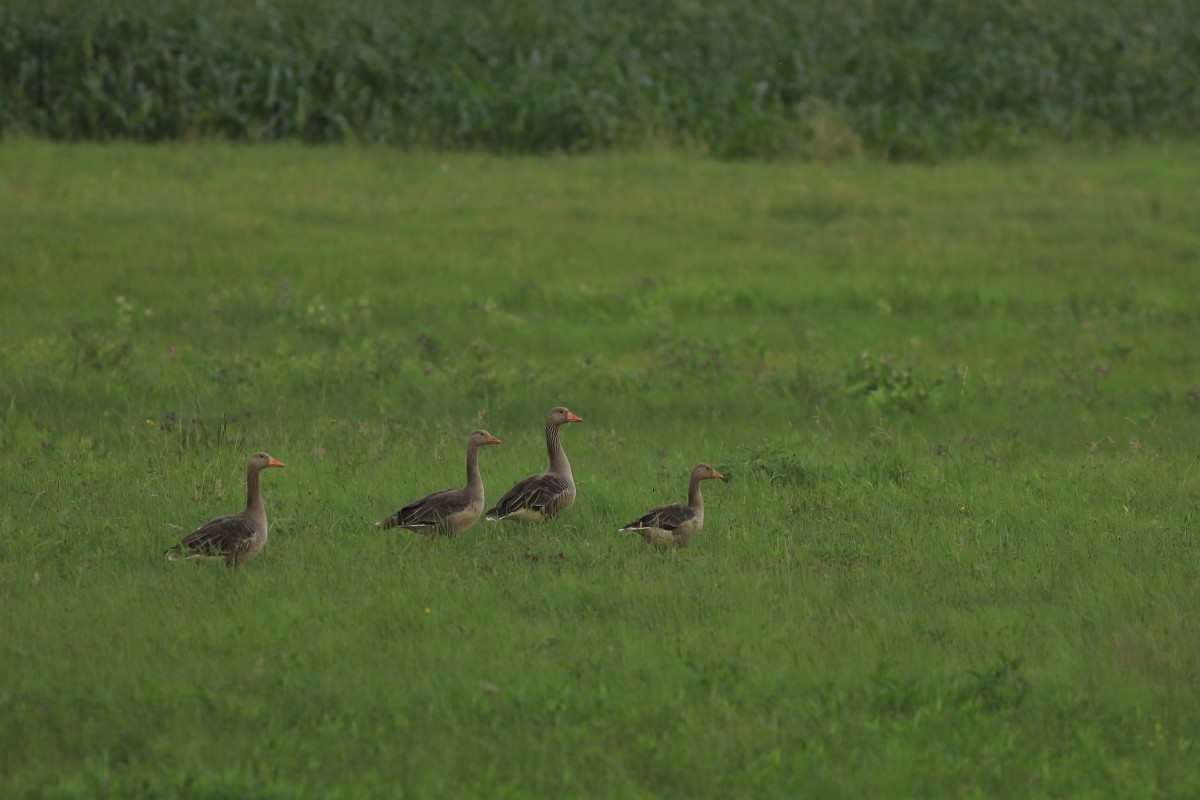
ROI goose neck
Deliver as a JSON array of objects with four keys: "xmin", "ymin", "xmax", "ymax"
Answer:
[
  {"xmin": 546, "ymin": 420, "xmax": 572, "ymax": 477},
  {"xmin": 465, "ymin": 439, "xmax": 484, "ymax": 497},
  {"xmin": 245, "ymin": 465, "xmax": 264, "ymax": 514},
  {"xmin": 687, "ymin": 473, "xmax": 705, "ymax": 512}
]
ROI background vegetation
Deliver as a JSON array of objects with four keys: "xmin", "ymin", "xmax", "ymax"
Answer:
[
  {"xmin": 2, "ymin": 141, "xmax": 1199, "ymax": 796},
  {"xmin": 3, "ymin": 0, "xmax": 1200, "ymax": 157}
]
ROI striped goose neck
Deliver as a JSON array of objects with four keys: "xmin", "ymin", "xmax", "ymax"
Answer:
[
  {"xmin": 465, "ymin": 439, "xmax": 484, "ymax": 497},
  {"xmin": 546, "ymin": 419, "xmax": 571, "ymax": 477},
  {"xmin": 687, "ymin": 473, "xmax": 705, "ymax": 512},
  {"xmin": 245, "ymin": 465, "xmax": 264, "ymax": 515}
]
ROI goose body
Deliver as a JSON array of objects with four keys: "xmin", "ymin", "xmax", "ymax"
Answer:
[
  {"xmin": 486, "ymin": 407, "xmax": 582, "ymax": 523},
  {"xmin": 621, "ymin": 463, "xmax": 724, "ymax": 549},
  {"xmin": 166, "ymin": 452, "xmax": 285, "ymax": 566},
  {"xmin": 380, "ymin": 430, "xmax": 501, "ymax": 536}
]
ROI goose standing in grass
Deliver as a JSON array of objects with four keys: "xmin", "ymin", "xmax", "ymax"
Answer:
[
  {"xmin": 165, "ymin": 451, "xmax": 285, "ymax": 566},
  {"xmin": 620, "ymin": 463, "xmax": 724, "ymax": 549},
  {"xmin": 379, "ymin": 430, "xmax": 502, "ymax": 536},
  {"xmin": 486, "ymin": 407, "xmax": 583, "ymax": 522}
]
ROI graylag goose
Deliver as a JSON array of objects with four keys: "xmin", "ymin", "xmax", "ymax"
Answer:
[
  {"xmin": 486, "ymin": 406, "xmax": 583, "ymax": 522},
  {"xmin": 379, "ymin": 430, "xmax": 502, "ymax": 535},
  {"xmin": 620, "ymin": 463, "xmax": 724, "ymax": 549},
  {"xmin": 166, "ymin": 452, "xmax": 285, "ymax": 566}
]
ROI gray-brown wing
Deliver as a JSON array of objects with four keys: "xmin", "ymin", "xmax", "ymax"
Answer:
[
  {"xmin": 486, "ymin": 472, "xmax": 571, "ymax": 520},
  {"xmin": 380, "ymin": 487, "xmax": 468, "ymax": 531},
  {"xmin": 621, "ymin": 503, "xmax": 695, "ymax": 532},
  {"xmin": 172, "ymin": 513, "xmax": 256, "ymax": 557}
]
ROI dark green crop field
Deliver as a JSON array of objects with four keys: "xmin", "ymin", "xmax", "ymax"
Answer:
[
  {"xmin": 3, "ymin": 0, "xmax": 1200, "ymax": 157},
  {"xmin": 1, "ymin": 141, "xmax": 1199, "ymax": 796}
]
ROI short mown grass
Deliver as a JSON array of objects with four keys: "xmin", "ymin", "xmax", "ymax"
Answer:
[{"xmin": 1, "ymin": 141, "xmax": 1199, "ymax": 797}]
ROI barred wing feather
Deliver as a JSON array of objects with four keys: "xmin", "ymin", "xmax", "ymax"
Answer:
[{"xmin": 486, "ymin": 473, "xmax": 571, "ymax": 520}]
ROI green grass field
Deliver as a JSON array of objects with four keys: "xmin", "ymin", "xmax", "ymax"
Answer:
[{"xmin": 2, "ymin": 141, "xmax": 1199, "ymax": 797}]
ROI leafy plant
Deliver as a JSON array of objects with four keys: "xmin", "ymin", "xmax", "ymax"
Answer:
[
  {"xmin": 842, "ymin": 352, "xmax": 943, "ymax": 413},
  {"xmin": 954, "ymin": 653, "xmax": 1031, "ymax": 713},
  {"xmin": 3, "ymin": 0, "xmax": 1199, "ymax": 158},
  {"xmin": 743, "ymin": 440, "xmax": 827, "ymax": 486}
]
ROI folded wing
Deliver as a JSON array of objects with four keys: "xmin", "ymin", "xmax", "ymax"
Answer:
[
  {"xmin": 486, "ymin": 472, "xmax": 571, "ymax": 521},
  {"xmin": 380, "ymin": 488, "xmax": 467, "ymax": 531},
  {"xmin": 620, "ymin": 502, "xmax": 696, "ymax": 532},
  {"xmin": 168, "ymin": 513, "xmax": 257, "ymax": 560}
]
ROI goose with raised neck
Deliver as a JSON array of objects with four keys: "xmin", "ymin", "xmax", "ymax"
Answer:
[
  {"xmin": 166, "ymin": 451, "xmax": 285, "ymax": 566},
  {"xmin": 486, "ymin": 406, "xmax": 583, "ymax": 522},
  {"xmin": 620, "ymin": 463, "xmax": 724, "ymax": 549},
  {"xmin": 379, "ymin": 430, "xmax": 502, "ymax": 536}
]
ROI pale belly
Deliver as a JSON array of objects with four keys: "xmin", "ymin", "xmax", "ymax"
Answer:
[
  {"xmin": 441, "ymin": 500, "xmax": 484, "ymax": 535},
  {"xmin": 638, "ymin": 516, "xmax": 703, "ymax": 549},
  {"xmin": 498, "ymin": 507, "xmax": 547, "ymax": 523},
  {"xmin": 240, "ymin": 531, "xmax": 268, "ymax": 561}
]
